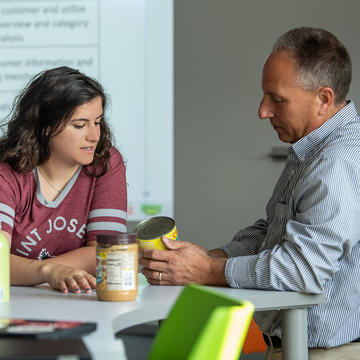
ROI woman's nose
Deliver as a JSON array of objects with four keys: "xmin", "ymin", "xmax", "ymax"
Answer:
[{"xmin": 86, "ymin": 124, "xmax": 100, "ymax": 141}]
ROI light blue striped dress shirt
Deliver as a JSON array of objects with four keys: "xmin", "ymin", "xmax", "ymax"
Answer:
[{"xmin": 220, "ymin": 101, "xmax": 360, "ymax": 348}]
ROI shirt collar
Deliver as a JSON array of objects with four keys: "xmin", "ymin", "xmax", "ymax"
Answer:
[{"xmin": 291, "ymin": 101, "xmax": 358, "ymax": 160}]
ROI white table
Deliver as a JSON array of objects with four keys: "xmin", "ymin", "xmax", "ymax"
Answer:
[{"xmin": 0, "ymin": 275, "xmax": 325, "ymax": 360}]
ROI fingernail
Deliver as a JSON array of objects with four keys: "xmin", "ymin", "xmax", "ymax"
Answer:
[
  {"xmin": 86, "ymin": 288, "xmax": 91, "ymax": 292},
  {"xmin": 62, "ymin": 288, "xmax": 68, "ymax": 293},
  {"xmin": 76, "ymin": 288, "xmax": 81, "ymax": 292}
]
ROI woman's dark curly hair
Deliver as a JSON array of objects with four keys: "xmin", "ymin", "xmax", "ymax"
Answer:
[{"xmin": 0, "ymin": 66, "xmax": 113, "ymax": 176}]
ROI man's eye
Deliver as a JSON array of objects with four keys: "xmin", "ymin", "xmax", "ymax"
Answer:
[{"xmin": 272, "ymin": 98, "xmax": 284, "ymax": 104}]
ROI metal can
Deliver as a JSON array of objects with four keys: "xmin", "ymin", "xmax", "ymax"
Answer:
[
  {"xmin": 136, "ymin": 216, "xmax": 178, "ymax": 250},
  {"xmin": 96, "ymin": 233, "xmax": 138, "ymax": 301}
]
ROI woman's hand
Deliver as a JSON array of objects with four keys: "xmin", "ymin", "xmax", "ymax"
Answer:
[{"xmin": 40, "ymin": 262, "xmax": 96, "ymax": 294}]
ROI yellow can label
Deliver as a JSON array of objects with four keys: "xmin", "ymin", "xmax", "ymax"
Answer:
[
  {"xmin": 138, "ymin": 225, "xmax": 178, "ymax": 250},
  {"xmin": 167, "ymin": 226, "xmax": 178, "ymax": 241}
]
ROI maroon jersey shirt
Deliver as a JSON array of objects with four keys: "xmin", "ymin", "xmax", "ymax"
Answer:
[{"xmin": 0, "ymin": 148, "xmax": 127, "ymax": 260}]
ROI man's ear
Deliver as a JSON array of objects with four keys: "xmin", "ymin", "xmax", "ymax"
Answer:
[{"xmin": 317, "ymin": 87, "xmax": 335, "ymax": 116}]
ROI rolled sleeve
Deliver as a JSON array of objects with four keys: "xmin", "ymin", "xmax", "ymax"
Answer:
[
  {"xmin": 225, "ymin": 255, "xmax": 254, "ymax": 288},
  {"xmin": 219, "ymin": 241, "xmax": 251, "ymax": 257}
]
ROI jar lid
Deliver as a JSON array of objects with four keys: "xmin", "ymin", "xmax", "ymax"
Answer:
[{"xmin": 96, "ymin": 233, "xmax": 137, "ymax": 245}]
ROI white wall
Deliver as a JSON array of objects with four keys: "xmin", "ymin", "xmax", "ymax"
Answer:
[{"xmin": 174, "ymin": 0, "xmax": 360, "ymax": 249}]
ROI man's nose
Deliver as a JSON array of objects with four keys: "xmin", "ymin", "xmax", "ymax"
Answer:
[{"xmin": 258, "ymin": 98, "xmax": 274, "ymax": 119}]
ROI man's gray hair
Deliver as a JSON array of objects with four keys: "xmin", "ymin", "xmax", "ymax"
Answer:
[{"xmin": 273, "ymin": 27, "xmax": 352, "ymax": 105}]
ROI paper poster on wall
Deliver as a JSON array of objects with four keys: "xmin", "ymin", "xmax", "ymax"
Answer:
[{"xmin": 0, "ymin": 0, "xmax": 174, "ymax": 221}]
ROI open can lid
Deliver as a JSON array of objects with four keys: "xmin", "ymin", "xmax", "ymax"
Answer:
[{"xmin": 136, "ymin": 216, "xmax": 175, "ymax": 240}]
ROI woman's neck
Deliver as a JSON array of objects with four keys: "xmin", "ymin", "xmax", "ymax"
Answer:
[
  {"xmin": 37, "ymin": 161, "xmax": 80, "ymax": 201},
  {"xmin": 38, "ymin": 161, "xmax": 80, "ymax": 182}
]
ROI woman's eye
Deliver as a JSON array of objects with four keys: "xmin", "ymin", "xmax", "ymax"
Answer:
[{"xmin": 73, "ymin": 124, "xmax": 85, "ymax": 129}]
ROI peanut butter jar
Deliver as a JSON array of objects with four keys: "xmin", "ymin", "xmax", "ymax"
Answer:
[{"xmin": 96, "ymin": 233, "xmax": 138, "ymax": 301}]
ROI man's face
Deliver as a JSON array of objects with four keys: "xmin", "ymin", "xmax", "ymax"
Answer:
[{"xmin": 258, "ymin": 52, "xmax": 320, "ymax": 144}]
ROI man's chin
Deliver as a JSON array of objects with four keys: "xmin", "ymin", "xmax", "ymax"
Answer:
[{"xmin": 277, "ymin": 132, "xmax": 291, "ymax": 143}]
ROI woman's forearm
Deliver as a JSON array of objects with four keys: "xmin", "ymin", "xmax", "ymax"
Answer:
[
  {"xmin": 10, "ymin": 254, "xmax": 48, "ymax": 285},
  {"xmin": 10, "ymin": 245, "xmax": 96, "ymax": 286},
  {"xmin": 50, "ymin": 245, "xmax": 96, "ymax": 275}
]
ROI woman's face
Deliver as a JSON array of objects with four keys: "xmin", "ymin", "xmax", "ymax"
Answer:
[{"xmin": 48, "ymin": 96, "xmax": 103, "ymax": 167}]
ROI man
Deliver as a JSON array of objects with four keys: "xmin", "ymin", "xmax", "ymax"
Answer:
[{"xmin": 140, "ymin": 27, "xmax": 360, "ymax": 359}]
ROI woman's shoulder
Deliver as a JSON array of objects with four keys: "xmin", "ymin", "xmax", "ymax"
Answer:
[
  {"xmin": 0, "ymin": 162, "xmax": 27, "ymax": 178},
  {"xmin": 0, "ymin": 162, "xmax": 33, "ymax": 190},
  {"xmin": 109, "ymin": 147, "xmax": 126, "ymax": 168}
]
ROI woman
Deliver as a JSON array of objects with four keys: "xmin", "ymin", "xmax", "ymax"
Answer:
[{"xmin": 0, "ymin": 66, "xmax": 127, "ymax": 293}]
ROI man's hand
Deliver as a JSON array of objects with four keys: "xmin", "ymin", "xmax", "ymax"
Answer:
[{"xmin": 139, "ymin": 237, "xmax": 228, "ymax": 286}]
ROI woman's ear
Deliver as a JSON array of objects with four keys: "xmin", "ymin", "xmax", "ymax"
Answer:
[{"xmin": 317, "ymin": 87, "xmax": 335, "ymax": 116}]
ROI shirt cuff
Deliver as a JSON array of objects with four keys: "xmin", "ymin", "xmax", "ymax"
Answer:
[{"xmin": 225, "ymin": 255, "xmax": 255, "ymax": 289}]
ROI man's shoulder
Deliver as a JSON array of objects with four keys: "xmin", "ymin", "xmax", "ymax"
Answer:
[{"xmin": 324, "ymin": 120, "xmax": 360, "ymax": 159}]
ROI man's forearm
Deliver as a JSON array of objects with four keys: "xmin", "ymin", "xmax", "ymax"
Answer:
[
  {"xmin": 208, "ymin": 248, "xmax": 228, "ymax": 258},
  {"xmin": 205, "ymin": 256, "xmax": 228, "ymax": 286}
]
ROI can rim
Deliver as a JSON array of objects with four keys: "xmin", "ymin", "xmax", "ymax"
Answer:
[{"xmin": 136, "ymin": 217, "xmax": 175, "ymax": 240}]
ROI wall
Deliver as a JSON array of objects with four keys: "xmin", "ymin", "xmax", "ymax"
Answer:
[{"xmin": 174, "ymin": 0, "xmax": 360, "ymax": 249}]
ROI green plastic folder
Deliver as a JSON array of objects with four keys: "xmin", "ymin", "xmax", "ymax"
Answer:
[{"xmin": 148, "ymin": 283, "xmax": 254, "ymax": 360}]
